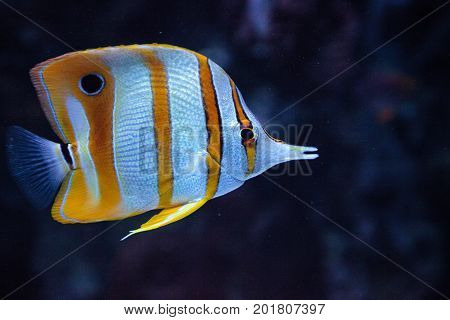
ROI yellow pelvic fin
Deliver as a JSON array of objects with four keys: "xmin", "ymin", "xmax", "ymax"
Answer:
[{"xmin": 121, "ymin": 199, "xmax": 209, "ymax": 240}]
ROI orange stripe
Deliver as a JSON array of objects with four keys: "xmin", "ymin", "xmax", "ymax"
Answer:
[
  {"xmin": 39, "ymin": 53, "xmax": 123, "ymax": 220},
  {"xmin": 77, "ymin": 56, "xmax": 122, "ymax": 218},
  {"xmin": 229, "ymin": 79, "xmax": 256, "ymax": 175},
  {"xmin": 141, "ymin": 49, "xmax": 174, "ymax": 207},
  {"xmin": 230, "ymin": 79, "xmax": 252, "ymax": 129},
  {"xmin": 195, "ymin": 54, "xmax": 222, "ymax": 198}
]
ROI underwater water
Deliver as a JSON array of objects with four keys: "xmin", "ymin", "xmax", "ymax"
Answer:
[{"xmin": 0, "ymin": 0, "xmax": 448, "ymax": 299}]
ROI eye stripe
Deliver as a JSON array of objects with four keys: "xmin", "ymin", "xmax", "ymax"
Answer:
[
  {"xmin": 230, "ymin": 79, "xmax": 253, "ymax": 130},
  {"xmin": 229, "ymin": 78, "xmax": 256, "ymax": 175}
]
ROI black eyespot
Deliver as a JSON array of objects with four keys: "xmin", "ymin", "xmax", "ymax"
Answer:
[
  {"xmin": 240, "ymin": 128, "xmax": 255, "ymax": 141},
  {"xmin": 79, "ymin": 73, "xmax": 105, "ymax": 95}
]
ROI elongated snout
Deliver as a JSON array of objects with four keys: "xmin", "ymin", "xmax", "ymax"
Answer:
[
  {"xmin": 247, "ymin": 134, "xmax": 319, "ymax": 179},
  {"xmin": 267, "ymin": 139, "xmax": 318, "ymax": 167}
]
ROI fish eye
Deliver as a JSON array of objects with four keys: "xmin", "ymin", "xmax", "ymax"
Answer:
[
  {"xmin": 240, "ymin": 128, "xmax": 255, "ymax": 142},
  {"xmin": 79, "ymin": 73, "xmax": 105, "ymax": 95}
]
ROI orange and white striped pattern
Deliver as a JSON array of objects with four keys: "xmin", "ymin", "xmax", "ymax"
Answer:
[{"xmin": 30, "ymin": 44, "xmax": 256, "ymax": 223}]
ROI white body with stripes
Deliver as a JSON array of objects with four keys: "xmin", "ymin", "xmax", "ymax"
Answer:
[{"xmin": 6, "ymin": 44, "xmax": 318, "ymax": 237}]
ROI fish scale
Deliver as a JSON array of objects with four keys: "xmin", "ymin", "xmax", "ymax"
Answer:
[{"xmin": 108, "ymin": 51, "xmax": 159, "ymax": 214}]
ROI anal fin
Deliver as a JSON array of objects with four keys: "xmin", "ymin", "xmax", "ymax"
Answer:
[{"xmin": 121, "ymin": 199, "xmax": 208, "ymax": 240}]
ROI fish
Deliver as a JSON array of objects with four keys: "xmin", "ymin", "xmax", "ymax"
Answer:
[{"xmin": 6, "ymin": 44, "xmax": 318, "ymax": 239}]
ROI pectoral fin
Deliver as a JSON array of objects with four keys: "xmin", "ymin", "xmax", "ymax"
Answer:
[{"xmin": 121, "ymin": 199, "xmax": 209, "ymax": 240}]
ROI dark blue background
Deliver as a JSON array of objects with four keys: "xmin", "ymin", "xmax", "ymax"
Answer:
[{"xmin": 0, "ymin": 0, "xmax": 448, "ymax": 299}]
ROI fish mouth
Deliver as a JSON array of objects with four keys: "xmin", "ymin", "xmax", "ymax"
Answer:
[
  {"xmin": 287, "ymin": 145, "xmax": 319, "ymax": 160},
  {"xmin": 204, "ymin": 143, "xmax": 319, "ymax": 182}
]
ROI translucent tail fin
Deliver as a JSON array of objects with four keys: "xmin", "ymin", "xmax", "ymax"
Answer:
[{"xmin": 5, "ymin": 126, "xmax": 70, "ymax": 209}]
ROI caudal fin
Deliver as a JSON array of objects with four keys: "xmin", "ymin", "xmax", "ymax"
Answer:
[{"xmin": 6, "ymin": 126, "xmax": 70, "ymax": 209}]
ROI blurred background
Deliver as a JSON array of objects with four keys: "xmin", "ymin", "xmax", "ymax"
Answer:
[{"xmin": 0, "ymin": 0, "xmax": 449, "ymax": 299}]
